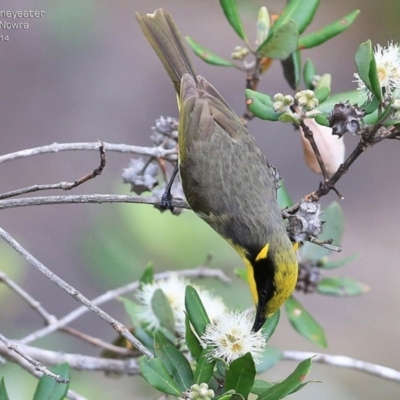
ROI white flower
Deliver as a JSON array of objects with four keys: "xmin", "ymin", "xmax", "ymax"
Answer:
[
  {"xmin": 201, "ymin": 310, "xmax": 266, "ymax": 364},
  {"xmin": 135, "ymin": 274, "xmax": 187, "ymax": 330},
  {"xmin": 136, "ymin": 274, "xmax": 226, "ymax": 333},
  {"xmin": 354, "ymin": 41, "xmax": 400, "ymax": 99}
]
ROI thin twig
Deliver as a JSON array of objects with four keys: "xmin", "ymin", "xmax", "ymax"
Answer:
[
  {"xmin": 0, "ymin": 271, "xmax": 56, "ymax": 324},
  {"xmin": 0, "ymin": 142, "xmax": 177, "ymax": 164},
  {"xmin": 0, "ymin": 227, "xmax": 153, "ymax": 359},
  {"xmin": 71, "ymin": 141, "xmax": 106, "ymax": 188},
  {"xmin": 0, "ymin": 341, "xmax": 139, "ymax": 376},
  {"xmin": 19, "ymin": 267, "xmax": 230, "ymax": 344},
  {"xmin": 0, "ymin": 193, "xmax": 190, "ymax": 210},
  {"xmin": 0, "ymin": 333, "xmax": 69, "ymax": 383},
  {"xmin": 61, "ymin": 327, "xmax": 136, "ymax": 357},
  {"xmin": 283, "ymin": 350, "xmax": 400, "ymax": 383}
]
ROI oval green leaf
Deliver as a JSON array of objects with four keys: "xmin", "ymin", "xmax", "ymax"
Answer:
[
  {"xmin": 140, "ymin": 262, "xmax": 154, "ymax": 285},
  {"xmin": 299, "ymin": 10, "xmax": 360, "ymax": 49},
  {"xmin": 139, "ymin": 357, "xmax": 182, "ymax": 396},
  {"xmin": 154, "ymin": 332, "xmax": 194, "ymax": 391},
  {"xmin": 225, "ymin": 353, "xmax": 256, "ymax": 399},
  {"xmin": 303, "ymin": 58, "xmax": 317, "ymax": 89},
  {"xmin": 33, "ymin": 363, "xmax": 70, "ymax": 400},
  {"xmin": 257, "ymin": 20, "xmax": 299, "ymax": 60},
  {"xmin": 317, "ymin": 277, "xmax": 370, "ymax": 296},
  {"xmin": 245, "ymin": 89, "xmax": 280, "ymax": 121},
  {"xmin": 152, "ymin": 288, "xmax": 175, "ymax": 333},
  {"xmin": 258, "ymin": 358, "xmax": 313, "ymax": 400},
  {"xmin": 285, "ymin": 296, "xmax": 327, "ymax": 347},
  {"xmin": 186, "ymin": 36, "xmax": 234, "ymax": 67},
  {"xmin": 273, "ymin": 0, "xmax": 319, "ymax": 34},
  {"xmin": 185, "ymin": 285, "xmax": 210, "ymax": 336},
  {"xmin": 261, "ymin": 309, "xmax": 280, "ymax": 342},
  {"xmin": 281, "ymin": 50, "xmax": 301, "ymax": 90},
  {"xmin": 314, "ymin": 86, "xmax": 331, "ymax": 103},
  {"xmin": 185, "ymin": 313, "xmax": 202, "ymax": 360},
  {"xmin": 0, "ymin": 378, "xmax": 10, "ymax": 400},
  {"xmin": 219, "ymin": 0, "xmax": 247, "ymax": 41},
  {"xmin": 355, "ymin": 40, "xmax": 382, "ymax": 101},
  {"xmin": 194, "ymin": 348, "xmax": 216, "ymax": 384}
]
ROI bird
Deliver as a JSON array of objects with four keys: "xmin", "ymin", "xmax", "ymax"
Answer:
[{"xmin": 136, "ymin": 9, "xmax": 298, "ymax": 332}]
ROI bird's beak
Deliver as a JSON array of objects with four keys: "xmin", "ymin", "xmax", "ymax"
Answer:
[{"xmin": 251, "ymin": 304, "xmax": 266, "ymax": 332}]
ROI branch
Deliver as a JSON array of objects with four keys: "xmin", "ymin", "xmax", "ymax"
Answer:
[
  {"xmin": 0, "ymin": 227, "xmax": 153, "ymax": 359},
  {"xmin": 18, "ymin": 267, "xmax": 229, "ymax": 344},
  {"xmin": 0, "ymin": 194, "xmax": 189, "ymax": 210},
  {"xmin": 0, "ymin": 141, "xmax": 177, "ymax": 164},
  {"xmin": 0, "ymin": 333, "xmax": 69, "ymax": 383},
  {"xmin": 283, "ymin": 350, "xmax": 400, "ymax": 383},
  {"xmin": 0, "ymin": 341, "xmax": 139, "ymax": 375}
]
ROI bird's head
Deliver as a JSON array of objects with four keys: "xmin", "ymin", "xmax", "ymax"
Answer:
[{"xmin": 241, "ymin": 237, "xmax": 298, "ymax": 332}]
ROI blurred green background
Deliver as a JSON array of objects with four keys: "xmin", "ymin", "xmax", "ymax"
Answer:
[{"xmin": 1, "ymin": 0, "xmax": 400, "ymax": 399}]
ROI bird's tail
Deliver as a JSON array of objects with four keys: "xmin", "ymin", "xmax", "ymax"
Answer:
[{"xmin": 136, "ymin": 9, "xmax": 197, "ymax": 94}]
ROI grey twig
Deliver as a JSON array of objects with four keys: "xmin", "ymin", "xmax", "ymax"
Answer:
[
  {"xmin": 0, "ymin": 141, "xmax": 177, "ymax": 164},
  {"xmin": 0, "ymin": 194, "xmax": 189, "ymax": 210},
  {"xmin": 0, "ymin": 226, "xmax": 153, "ymax": 359},
  {"xmin": 0, "ymin": 333, "xmax": 69, "ymax": 384},
  {"xmin": 283, "ymin": 350, "xmax": 400, "ymax": 383}
]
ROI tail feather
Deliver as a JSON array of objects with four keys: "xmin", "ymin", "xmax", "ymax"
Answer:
[{"xmin": 136, "ymin": 9, "xmax": 197, "ymax": 94}]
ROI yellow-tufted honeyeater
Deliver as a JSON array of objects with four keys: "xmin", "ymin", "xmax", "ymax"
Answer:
[{"xmin": 136, "ymin": 9, "xmax": 298, "ymax": 332}]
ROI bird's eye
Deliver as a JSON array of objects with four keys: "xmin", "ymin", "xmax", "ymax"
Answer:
[{"xmin": 261, "ymin": 289, "xmax": 268, "ymax": 298}]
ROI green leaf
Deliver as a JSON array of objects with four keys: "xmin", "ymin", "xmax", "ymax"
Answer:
[
  {"xmin": 0, "ymin": 378, "xmax": 10, "ymax": 400},
  {"xmin": 285, "ymin": 296, "xmax": 327, "ymax": 347},
  {"xmin": 251, "ymin": 379, "xmax": 274, "ymax": 395},
  {"xmin": 139, "ymin": 357, "xmax": 182, "ymax": 396},
  {"xmin": 257, "ymin": 358, "xmax": 313, "ymax": 400},
  {"xmin": 261, "ymin": 309, "xmax": 280, "ymax": 342},
  {"xmin": 194, "ymin": 348, "xmax": 216, "ymax": 384},
  {"xmin": 120, "ymin": 297, "xmax": 154, "ymax": 349},
  {"xmin": 257, "ymin": 7, "xmax": 270, "ymax": 46},
  {"xmin": 33, "ymin": 363, "xmax": 70, "ymax": 400},
  {"xmin": 300, "ymin": 201, "xmax": 344, "ymax": 261},
  {"xmin": 256, "ymin": 346, "xmax": 283, "ymax": 374},
  {"xmin": 140, "ymin": 262, "xmax": 154, "ymax": 285},
  {"xmin": 245, "ymin": 89, "xmax": 280, "ymax": 121},
  {"xmin": 219, "ymin": 0, "xmax": 247, "ymax": 41},
  {"xmin": 281, "ymin": 50, "xmax": 301, "ymax": 90},
  {"xmin": 154, "ymin": 332, "xmax": 193, "ymax": 391},
  {"xmin": 355, "ymin": 40, "xmax": 382, "ymax": 101},
  {"xmin": 186, "ymin": 37, "xmax": 234, "ymax": 67},
  {"xmin": 317, "ymin": 277, "xmax": 370, "ymax": 296},
  {"xmin": 320, "ymin": 253, "xmax": 357, "ymax": 269},
  {"xmin": 314, "ymin": 86, "xmax": 331, "ymax": 104},
  {"xmin": 257, "ymin": 20, "xmax": 299, "ymax": 60},
  {"xmin": 277, "ymin": 181, "xmax": 294, "ymax": 209},
  {"xmin": 314, "ymin": 113, "xmax": 329, "ymax": 127},
  {"xmin": 273, "ymin": 0, "xmax": 319, "ymax": 34},
  {"xmin": 225, "ymin": 353, "xmax": 256, "ymax": 399},
  {"xmin": 278, "ymin": 112, "xmax": 300, "ymax": 124},
  {"xmin": 299, "ymin": 10, "xmax": 360, "ymax": 49},
  {"xmin": 303, "ymin": 58, "xmax": 317, "ymax": 89},
  {"xmin": 185, "ymin": 285, "xmax": 210, "ymax": 337},
  {"xmin": 185, "ymin": 313, "xmax": 202, "ymax": 360},
  {"xmin": 152, "ymin": 288, "xmax": 175, "ymax": 333}
]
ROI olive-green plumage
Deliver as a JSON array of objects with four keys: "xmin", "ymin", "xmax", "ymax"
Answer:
[{"xmin": 136, "ymin": 9, "xmax": 298, "ymax": 332}]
